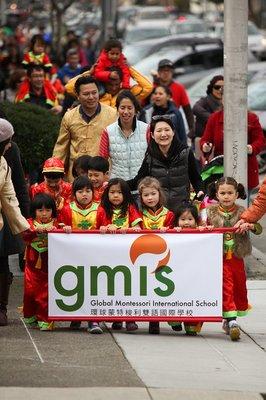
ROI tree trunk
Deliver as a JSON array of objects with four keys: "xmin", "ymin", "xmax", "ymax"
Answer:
[{"xmin": 175, "ymin": 0, "xmax": 190, "ymax": 12}]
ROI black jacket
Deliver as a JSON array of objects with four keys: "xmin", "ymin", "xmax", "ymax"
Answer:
[
  {"xmin": 0, "ymin": 141, "xmax": 30, "ymax": 257},
  {"xmin": 127, "ymin": 147, "xmax": 203, "ymax": 212},
  {"xmin": 192, "ymin": 95, "xmax": 221, "ymax": 138}
]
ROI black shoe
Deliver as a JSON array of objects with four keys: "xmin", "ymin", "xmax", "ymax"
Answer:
[
  {"xmin": 171, "ymin": 323, "xmax": 182, "ymax": 332},
  {"xmin": 112, "ymin": 322, "xmax": 123, "ymax": 330},
  {"xmin": 70, "ymin": 321, "xmax": 81, "ymax": 330},
  {"xmin": 149, "ymin": 322, "xmax": 160, "ymax": 334}
]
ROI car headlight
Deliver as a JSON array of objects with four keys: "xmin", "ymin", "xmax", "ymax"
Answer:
[{"xmin": 261, "ymin": 38, "xmax": 266, "ymax": 46}]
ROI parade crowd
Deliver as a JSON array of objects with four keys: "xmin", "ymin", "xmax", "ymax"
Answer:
[{"xmin": 0, "ymin": 28, "xmax": 266, "ymax": 342}]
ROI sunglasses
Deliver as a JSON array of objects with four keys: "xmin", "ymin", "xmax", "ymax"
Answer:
[
  {"xmin": 213, "ymin": 85, "xmax": 223, "ymax": 90},
  {"xmin": 151, "ymin": 114, "xmax": 173, "ymax": 122}
]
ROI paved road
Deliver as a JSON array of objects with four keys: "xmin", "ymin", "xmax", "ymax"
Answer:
[
  {"xmin": 1, "ymin": 276, "xmax": 266, "ymax": 400},
  {"xmin": 2, "ymin": 190, "xmax": 266, "ymax": 400}
]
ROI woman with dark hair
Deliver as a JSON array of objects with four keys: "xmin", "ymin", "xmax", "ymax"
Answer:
[
  {"xmin": 139, "ymin": 85, "xmax": 187, "ymax": 145},
  {"xmin": 99, "ymin": 90, "xmax": 148, "ymax": 181},
  {"xmin": 192, "ymin": 75, "xmax": 224, "ymax": 165},
  {"xmin": 127, "ymin": 115, "xmax": 204, "ymax": 211}
]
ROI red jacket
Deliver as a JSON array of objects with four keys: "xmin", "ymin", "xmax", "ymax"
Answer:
[
  {"xmin": 200, "ymin": 110, "xmax": 265, "ymax": 189},
  {"xmin": 93, "ymin": 50, "xmax": 130, "ymax": 89}
]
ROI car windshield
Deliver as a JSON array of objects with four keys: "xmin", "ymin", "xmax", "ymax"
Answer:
[
  {"xmin": 175, "ymin": 22, "xmax": 208, "ymax": 34},
  {"xmin": 125, "ymin": 27, "xmax": 171, "ymax": 43},
  {"xmin": 248, "ymin": 81, "xmax": 266, "ymax": 110},
  {"xmin": 139, "ymin": 10, "xmax": 168, "ymax": 20}
]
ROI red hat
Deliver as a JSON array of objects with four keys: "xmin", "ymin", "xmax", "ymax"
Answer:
[{"xmin": 42, "ymin": 157, "xmax": 65, "ymax": 174}]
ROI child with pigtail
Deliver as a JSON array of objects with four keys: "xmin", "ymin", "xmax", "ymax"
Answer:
[{"xmin": 207, "ymin": 177, "xmax": 262, "ymax": 341}]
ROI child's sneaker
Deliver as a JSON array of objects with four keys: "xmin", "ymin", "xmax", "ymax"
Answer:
[
  {"xmin": 184, "ymin": 325, "xmax": 199, "ymax": 336},
  {"xmin": 222, "ymin": 320, "xmax": 230, "ymax": 335},
  {"xmin": 112, "ymin": 322, "xmax": 123, "ymax": 330},
  {"xmin": 126, "ymin": 322, "xmax": 138, "ymax": 332},
  {"xmin": 70, "ymin": 321, "xmax": 81, "ymax": 330},
  {"xmin": 168, "ymin": 322, "xmax": 182, "ymax": 332},
  {"xmin": 38, "ymin": 321, "xmax": 54, "ymax": 331},
  {"xmin": 88, "ymin": 322, "xmax": 103, "ymax": 334},
  {"xmin": 24, "ymin": 316, "xmax": 38, "ymax": 328},
  {"xmin": 149, "ymin": 322, "xmax": 160, "ymax": 334},
  {"xmin": 229, "ymin": 321, "xmax": 241, "ymax": 341}
]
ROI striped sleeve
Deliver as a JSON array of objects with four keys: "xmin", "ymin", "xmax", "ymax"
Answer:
[{"xmin": 99, "ymin": 129, "xmax": 110, "ymax": 158}]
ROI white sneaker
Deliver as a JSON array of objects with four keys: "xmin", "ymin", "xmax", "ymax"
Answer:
[
  {"xmin": 88, "ymin": 322, "xmax": 103, "ymax": 334},
  {"xmin": 229, "ymin": 321, "xmax": 241, "ymax": 341},
  {"xmin": 222, "ymin": 320, "xmax": 230, "ymax": 335}
]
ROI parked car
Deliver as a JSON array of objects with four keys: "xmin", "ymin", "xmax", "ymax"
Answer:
[
  {"xmin": 124, "ymin": 35, "xmax": 222, "ymax": 66},
  {"xmin": 124, "ymin": 20, "xmax": 174, "ymax": 45},
  {"xmin": 208, "ymin": 21, "xmax": 266, "ymax": 60},
  {"xmin": 133, "ymin": 42, "xmax": 224, "ymax": 84}
]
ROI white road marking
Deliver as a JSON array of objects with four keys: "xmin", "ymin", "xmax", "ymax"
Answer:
[{"xmin": 20, "ymin": 317, "xmax": 44, "ymax": 363}]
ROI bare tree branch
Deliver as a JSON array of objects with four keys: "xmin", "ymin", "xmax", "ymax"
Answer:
[{"xmin": 50, "ymin": 0, "xmax": 73, "ymax": 13}]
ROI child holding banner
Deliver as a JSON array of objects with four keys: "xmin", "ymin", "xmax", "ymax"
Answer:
[
  {"xmin": 207, "ymin": 177, "xmax": 262, "ymax": 341},
  {"xmin": 171, "ymin": 202, "xmax": 205, "ymax": 336},
  {"xmin": 87, "ymin": 156, "xmax": 109, "ymax": 203},
  {"xmin": 97, "ymin": 178, "xmax": 142, "ymax": 331},
  {"xmin": 58, "ymin": 176, "xmax": 102, "ymax": 334},
  {"xmin": 59, "ymin": 176, "xmax": 99, "ymax": 232},
  {"xmin": 137, "ymin": 177, "xmax": 174, "ymax": 334},
  {"xmin": 23, "ymin": 193, "xmax": 58, "ymax": 331}
]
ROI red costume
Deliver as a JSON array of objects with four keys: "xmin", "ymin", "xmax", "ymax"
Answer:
[
  {"xmin": 96, "ymin": 204, "xmax": 142, "ymax": 229},
  {"xmin": 30, "ymin": 157, "xmax": 72, "ymax": 211},
  {"xmin": 93, "ymin": 50, "xmax": 130, "ymax": 89},
  {"xmin": 58, "ymin": 201, "xmax": 99, "ymax": 230},
  {"xmin": 207, "ymin": 204, "xmax": 255, "ymax": 318},
  {"xmin": 141, "ymin": 207, "xmax": 174, "ymax": 229},
  {"xmin": 30, "ymin": 181, "xmax": 72, "ymax": 210},
  {"xmin": 93, "ymin": 185, "xmax": 106, "ymax": 203},
  {"xmin": 200, "ymin": 110, "xmax": 265, "ymax": 189},
  {"xmin": 22, "ymin": 218, "xmax": 58, "ymax": 329},
  {"xmin": 15, "ymin": 77, "xmax": 58, "ymax": 108},
  {"xmin": 22, "ymin": 51, "xmax": 52, "ymax": 70}
]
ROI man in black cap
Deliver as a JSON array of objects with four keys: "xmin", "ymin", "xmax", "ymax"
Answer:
[{"xmin": 155, "ymin": 59, "xmax": 195, "ymax": 139}]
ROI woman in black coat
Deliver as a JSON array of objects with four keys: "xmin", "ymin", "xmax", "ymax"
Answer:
[{"xmin": 127, "ymin": 115, "xmax": 204, "ymax": 212}]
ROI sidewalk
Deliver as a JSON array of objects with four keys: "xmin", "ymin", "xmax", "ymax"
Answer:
[{"xmin": 1, "ymin": 274, "xmax": 266, "ymax": 400}]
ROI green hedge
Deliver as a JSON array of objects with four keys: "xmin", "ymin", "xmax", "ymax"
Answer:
[{"xmin": 2, "ymin": 101, "xmax": 61, "ymax": 173}]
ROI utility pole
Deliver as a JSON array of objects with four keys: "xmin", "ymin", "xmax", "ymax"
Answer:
[
  {"xmin": 0, "ymin": 0, "xmax": 7, "ymax": 26},
  {"xmin": 101, "ymin": 0, "xmax": 118, "ymax": 46},
  {"xmin": 224, "ymin": 0, "xmax": 248, "ymax": 201}
]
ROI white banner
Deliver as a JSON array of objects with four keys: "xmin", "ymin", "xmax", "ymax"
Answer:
[{"xmin": 48, "ymin": 233, "xmax": 223, "ymax": 321}]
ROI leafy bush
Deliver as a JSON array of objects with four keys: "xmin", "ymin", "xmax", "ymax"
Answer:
[{"xmin": 1, "ymin": 101, "xmax": 61, "ymax": 173}]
